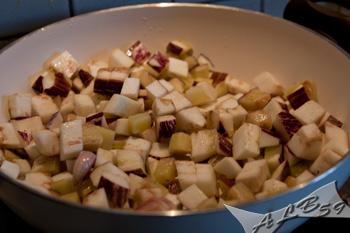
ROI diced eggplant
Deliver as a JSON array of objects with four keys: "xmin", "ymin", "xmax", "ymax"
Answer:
[
  {"xmin": 195, "ymin": 163, "xmax": 217, "ymax": 197},
  {"xmin": 33, "ymin": 130, "xmax": 59, "ymax": 156},
  {"xmin": 128, "ymin": 112, "xmax": 152, "ymax": 135},
  {"xmin": 253, "ymin": 72, "xmax": 283, "ymax": 96},
  {"xmin": 60, "ymin": 120, "xmax": 83, "ymax": 161},
  {"xmin": 235, "ymin": 159, "xmax": 270, "ymax": 193},
  {"xmin": 190, "ymin": 130, "xmax": 217, "ymax": 162},
  {"xmin": 259, "ymin": 130, "xmax": 280, "ymax": 148},
  {"xmin": 149, "ymin": 142, "xmax": 171, "ymax": 159},
  {"xmin": 176, "ymin": 107, "xmax": 206, "ymax": 132},
  {"xmin": 32, "ymin": 95, "xmax": 59, "ymax": 123},
  {"xmin": 271, "ymin": 161, "xmax": 289, "ymax": 181},
  {"xmin": 175, "ymin": 160, "xmax": 197, "ymax": 190},
  {"xmin": 246, "ymin": 110, "xmax": 272, "ymax": 130},
  {"xmin": 145, "ymin": 52, "xmax": 169, "ymax": 77},
  {"xmin": 31, "ymin": 75, "xmax": 44, "ymax": 93},
  {"xmin": 152, "ymin": 98, "xmax": 175, "ymax": 116},
  {"xmin": 185, "ymin": 82, "xmax": 216, "ymax": 106},
  {"xmin": 273, "ymin": 111, "xmax": 302, "ymax": 142},
  {"xmin": 94, "ymin": 68, "xmax": 128, "ymax": 95},
  {"xmin": 178, "ymin": 184, "xmax": 208, "ymax": 210},
  {"xmin": 169, "ymin": 132, "xmax": 191, "ymax": 156},
  {"xmin": 32, "ymin": 156, "xmax": 60, "ymax": 175},
  {"xmin": 103, "ymin": 94, "xmax": 141, "ymax": 117},
  {"xmin": 90, "ymin": 162, "xmax": 128, "ymax": 187},
  {"xmin": 73, "ymin": 94, "xmax": 96, "ymax": 117},
  {"xmin": 120, "ymin": 77, "xmax": 140, "ymax": 100},
  {"xmin": 98, "ymin": 172, "xmax": 129, "ymax": 208},
  {"xmin": 197, "ymin": 53, "xmax": 214, "ymax": 68},
  {"xmin": 310, "ymin": 149, "xmax": 342, "ymax": 175},
  {"xmin": 114, "ymin": 149, "xmax": 145, "ymax": 175},
  {"xmin": 46, "ymin": 51, "xmax": 78, "ymax": 79},
  {"xmin": 227, "ymin": 183, "xmax": 255, "ymax": 203},
  {"xmin": 162, "ymin": 91, "xmax": 192, "ymax": 112},
  {"xmin": 127, "ymin": 41, "xmax": 151, "ymax": 64},
  {"xmin": 287, "ymin": 86, "xmax": 310, "ymax": 109},
  {"xmin": 83, "ymin": 188, "xmax": 109, "ymax": 208},
  {"xmin": 51, "ymin": 172, "xmax": 75, "ymax": 195},
  {"xmin": 0, "ymin": 160, "xmax": 20, "ymax": 179},
  {"xmin": 110, "ymin": 48, "xmax": 134, "ymax": 68},
  {"xmin": 166, "ymin": 40, "xmax": 193, "ymax": 58},
  {"xmin": 296, "ymin": 170, "xmax": 314, "ymax": 184},
  {"xmin": 262, "ymin": 179, "xmax": 288, "ymax": 195},
  {"xmin": 123, "ymin": 137, "xmax": 152, "ymax": 161},
  {"xmin": 155, "ymin": 115, "xmax": 176, "ymax": 140},
  {"xmin": 225, "ymin": 77, "xmax": 251, "ymax": 94},
  {"xmin": 287, "ymin": 123, "xmax": 323, "ymax": 160},
  {"xmin": 214, "ymin": 157, "xmax": 242, "ymax": 179},
  {"xmin": 152, "ymin": 158, "xmax": 177, "ymax": 185},
  {"xmin": 78, "ymin": 69, "xmax": 94, "ymax": 86},
  {"xmin": 8, "ymin": 93, "xmax": 32, "ymax": 119},
  {"xmin": 0, "ymin": 122, "xmax": 23, "ymax": 148},
  {"xmin": 232, "ymin": 123, "xmax": 261, "ymax": 160},
  {"xmin": 238, "ymin": 88, "xmax": 271, "ymax": 111},
  {"xmin": 44, "ymin": 72, "xmax": 71, "ymax": 97},
  {"xmin": 293, "ymin": 100, "xmax": 325, "ymax": 125},
  {"xmin": 264, "ymin": 145, "xmax": 282, "ymax": 172},
  {"xmin": 323, "ymin": 122, "xmax": 349, "ymax": 156},
  {"xmin": 216, "ymin": 134, "xmax": 233, "ymax": 157}
]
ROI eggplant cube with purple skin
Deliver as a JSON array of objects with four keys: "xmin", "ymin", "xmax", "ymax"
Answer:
[
  {"xmin": 145, "ymin": 52, "xmax": 169, "ymax": 77},
  {"xmin": 127, "ymin": 41, "xmax": 151, "ymax": 64},
  {"xmin": 273, "ymin": 111, "xmax": 302, "ymax": 142},
  {"xmin": 7, "ymin": 93, "xmax": 32, "ymax": 119},
  {"xmin": 60, "ymin": 119, "xmax": 83, "ymax": 161},
  {"xmin": 236, "ymin": 159, "xmax": 271, "ymax": 193},
  {"xmin": 166, "ymin": 40, "xmax": 193, "ymax": 58},
  {"xmin": 32, "ymin": 95, "xmax": 59, "ymax": 123},
  {"xmin": 190, "ymin": 130, "xmax": 217, "ymax": 162},
  {"xmin": 46, "ymin": 51, "xmax": 78, "ymax": 79},
  {"xmin": 90, "ymin": 162, "xmax": 128, "ymax": 187},
  {"xmin": 155, "ymin": 115, "xmax": 176, "ymax": 140},
  {"xmin": 175, "ymin": 107, "xmax": 206, "ymax": 133},
  {"xmin": 110, "ymin": 48, "xmax": 134, "ymax": 69},
  {"xmin": 232, "ymin": 123, "xmax": 261, "ymax": 160},
  {"xmin": 98, "ymin": 172, "xmax": 129, "ymax": 208},
  {"xmin": 287, "ymin": 123, "xmax": 323, "ymax": 161},
  {"xmin": 292, "ymin": 100, "xmax": 325, "ymax": 125},
  {"xmin": 103, "ymin": 94, "xmax": 141, "ymax": 117}
]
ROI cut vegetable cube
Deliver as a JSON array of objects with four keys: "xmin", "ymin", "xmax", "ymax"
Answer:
[
  {"xmin": 264, "ymin": 145, "xmax": 282, "ymax": 172},
  {"xmin": 169, "ymin": 132, "xmax": 192, "ymax": 155},
  {"xmin": 51, "ymin": 172, "xmax": 74, "ymax": 195},
  {"xmin": 273, "ymin": 111, "xmax": 302, "ymax": 142},
  {"xmin": 90, "ymin": 162, "xmax": 128, "ymax": 187},
  {"xmin": 287, "ymin": 123, "xmax": 322, "ymax": 160},
  {"xmin": 60, "ymin": 92, "xmax": 75, "ymax": 117},
  {"xmin": 293, "ymin": 100, "xmax": 325, "ymax": 125},
  {"xmin": 263, "ymin": 97, "xmax": 285, "ymax": 122},
  {"xmin": 84, "ymin": 188, "xmax": 109, "ymax": 208},
  {"xmin": 162, "ymin": 91, "xmax": 192, "ymax": 112},
  {"xmin": 214, "ymin": 157, "xmax": 242, "ymax": 179},
  {"xmin": 124, "ymin": 137, "xmax": 152, "ymax": 160},
  {"xmin": 110, "ymin": 48, "xmax": 134, "ymax": 68},
  {"xmin": 259, "ymin": 131, "xmax": 280, "ymax": 148},
  {"xmin": 0, "ymin": 122, "xmax": 23, "ymax": 148},
  {"xmin": 323, "ymin": 122, "xmax": 349, "ymax": 156},
  {"xmin": 95, "ymin": 148, "xmax": 113, "ymax": 167},
  {"xmin": 60, "ymin": 120, "xmax": 83, "ymax": 161},
  {"xmin": 8, "ymin": 93, "xmax": 32, "ymax": 119},
  {"xmin": 175, "ymin": 160, "xmax": 197, "ymax": 190},
  {"xmin": 253, "ymin": 72, "xmax": 283, "ymax": 96},
  {"xmin": 178, "ymin": 184, "xmax": 208, "ymax": 210},
  {"xmin": 115, "ymin": 149, "xmax": 145, "ymax": 175},
  {"xmin": 128, "ymin": 112, "xmax": 152, "ymax": 135},
  {"xmin": 153, "ymin": 158, "xmax": 177, "ymax": 185},
  {"xmin": 168, "ymin": 57, "xmax": 189, "ymax": 78},
  {"xmin": 24, "ymin": 172, "xmax": 52, "ymax": 190},
  {"xmin": 0, "ymin": 160, "xmax": 20, "ymax": 179},
  {"xmin": 236, "ymin": 159, "xmax": 270, "ymax": 193},
  {"xmin": 176, "ymin": 107, "xmax": 206, "ymax": 132},
  {"xmin": 262, "ymin": 179, "xmax": 288, "ymax": 195},
  {"xmin": 296, "ymin": 170, "xmax": 314, "ymax": 184},
  {"xmin": 32, "ymin": 156, "xmax": 60, "ymax": 175},
  {"xmin": 185, "ymin": 82, "xmax": 216, "ymax": 106},
  {"xmin": 166, "ymin": 40, "xmax": 193, "ymax": 58},
  {"xmin": 238, "ymin": 89, "xmax": 271, "ymax": 111},
  {"xmin": 120, "ymin": 77, "xmax": 140, "ymax": 100},
  {"xmin": 155, "ymin": 115, "xmax": 176, "ymax": 140},
  {"xmin": 115, "ymin": 118, "xmax": 131, "ymax": 136},
  {"xmin": 146, "ymin": 80, "xmax": 168, "ymax": 100},
  {"xmin": 149, "ymin": 142, "xmax": 171, "ymax": 158},
  {"xmin": 32, "ymin": 95, "xmax": 59, "ymax": 123},
  {"xmin": 33, "ymin": 130, "xmax": 59, "ymax": 156},
  {"xmin": 246, "ymin": 110, "xmax": 272, "ymax": 130},
  {"xmin": 310, "ymin": 149, "xmax": 342, "ymax": 175},
  {"xmin": 98, "ymin": 172, "xmax": 129, "ymax": 208},
  {"xmin": 145, "ymin": 52, "xmax": 169, "ymax": 77},
  {"xmin": 152, "ymin": 98, "xmax": 175, "ymax": 116},
  {"xmin": 103, "ymin": 94, "xmax": 141, "ymax": 117},
  {"xmin": 227, "ymin": 182, "xmax": 255, "ymax": 203},
  {"xmin": 195, "ymin": 163, "xmax": 217, "ymax": 197},
  {"xmin": 74, "ymin": 94, "xmax": 96, "ymax": 117},
  {"xmin": 232, "ymin": 123, "xmax": 261, "ymax": 160},
  {"xmin": 46, "ymin": 51, "xmax": 78, "ymax": 79},
  {"xmin": 225, "ymin": 77, "xmax": 251, "ymax": 94},
  {"xmin": 191, "ymin": 130, "xmax": 217, "ymax": 162}
]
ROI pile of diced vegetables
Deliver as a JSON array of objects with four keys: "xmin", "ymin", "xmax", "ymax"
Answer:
[{"xmin": 0, "ymin": 40, "xmax": 349, "ymax": 211}]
